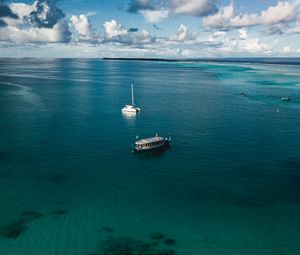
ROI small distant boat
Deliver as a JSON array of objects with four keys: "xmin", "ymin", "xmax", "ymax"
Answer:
[
  {"xmin": 280, "ymin": 97, "xmax": 291, "ymax": 101},
  {"xmin": 122, "ymin": 83, "xmax": 140, "ymax": 114},
  {"xmin": 134, "ymin": 134, "xmax": 171, "ymax": 152},
  {"xmin": 240, "ymin": 92, "xmax": 246, "ymax": 97}
]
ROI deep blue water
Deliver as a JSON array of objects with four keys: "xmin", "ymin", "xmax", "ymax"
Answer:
[{"xmin": 0, "ymin": 58, "xmax": 300, "ymax": 255}]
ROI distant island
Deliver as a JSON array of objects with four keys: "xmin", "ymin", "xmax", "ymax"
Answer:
[
  {"xmin": 103, "ymin": 57, "xmax": 300, "ymax": 65},
  {"xmin": 103, "ymin": 57, "xmax": 182, "ymax": 62}
]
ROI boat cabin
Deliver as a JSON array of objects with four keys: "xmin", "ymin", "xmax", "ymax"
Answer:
[{"xmin": 135, "ymin": 134, "xmax": 171, "ymax": 151}]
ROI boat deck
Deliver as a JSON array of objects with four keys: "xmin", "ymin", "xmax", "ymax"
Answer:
[{"xmin": 136, "ymin": 136, "xmax": 165, "ymax": 145}]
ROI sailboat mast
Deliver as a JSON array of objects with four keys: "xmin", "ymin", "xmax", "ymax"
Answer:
[{"xmin": 131, "ymin": 83, "xmax": 134, "ymax": 106}]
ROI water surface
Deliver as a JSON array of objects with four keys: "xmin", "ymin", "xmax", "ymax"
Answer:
[{"xmin": 0, "ymin": 58, "xmax": 300, "ymax": 255}]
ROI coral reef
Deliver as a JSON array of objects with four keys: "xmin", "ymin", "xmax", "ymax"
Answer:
[
  {"xmin": 164, "ymin": 239, "xmax": 176, "ymax": 246},
  {"xmin": 0, "ymin": 209, "xmax": 43, "ymax": 239},
  {"xmin": 1, "ymin": 219, "xmax": 28, "ymax": 238},
  {"xmin": 102, "ymin": 236, "xmax": 176, "ymax": 255}
]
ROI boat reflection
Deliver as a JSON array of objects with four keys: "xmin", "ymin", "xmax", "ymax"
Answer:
[{"xmin": 122, "ymin": 111, "xmax": 138, "ymax": 118}]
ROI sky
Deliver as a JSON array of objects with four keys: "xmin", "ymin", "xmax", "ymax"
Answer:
[{"xmin": 0, "ymin": 0, "xmax": 300, "ymax": 58}]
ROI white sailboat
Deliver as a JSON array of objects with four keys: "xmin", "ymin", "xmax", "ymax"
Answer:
[{"xmin": 122, "ymin": 83, "xmax": 141, "ymax": 114}]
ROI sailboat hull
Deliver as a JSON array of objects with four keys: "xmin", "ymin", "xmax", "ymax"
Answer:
[{"xmin": 122, "ymin": 108, "xmax": 138, "ymax": 113}]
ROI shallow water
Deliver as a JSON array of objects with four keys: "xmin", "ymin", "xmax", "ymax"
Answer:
[{"xmin": 0, "ymin": 58, "xmax": 300, "ymax": 255}]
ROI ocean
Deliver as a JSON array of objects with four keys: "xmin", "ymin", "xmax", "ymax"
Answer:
[{"xmin": 0, "ymin": 58, "xmax": 300, "ymax": 255}]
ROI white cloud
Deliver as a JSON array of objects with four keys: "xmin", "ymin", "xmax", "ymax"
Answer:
[
  {"xmin": 238, "ymin": 37, "xmax": 271, "ymax": 53},
  {"xmin": 207, "ymin": 31, "xmax": 228, "ymax": 44},
  {"xmin": 131, "ymin": 29, "xmax": 153, "ymax": 44},
  {"xmin": 9, "ymin": 3, "xmax": 35, "ymax": 17},
  {"xmin": 103, "ymin": 20, "xmax": 128, "ymax": 39},
  {"xmin": 169, "ymin": 24, "xmax": 197, "ymax": 42},
  {"xmin": 0, "ymin": 20, "xmax": 70, "ymax": 43},
  {"xmin": 170, "ymin": 0, "xmax": 217, "ymax": 17},
  {"xmin": 0, "ymin": 1, "xmax": 71, "ymax": 43},
  {"xmin": 103, "ymin": 19, "xmax": 154, "ymax": 45},
  {"xmin": 202, "ymin": 2, "xmax": 234, "ymax": 30},
  {"xmin": 140, "ymin": 9, "xmax": 170, "ymax": 22},
  {"xmin": 70, "ymin": 15, "xmax": 96, "ymax": 42},
  {"xmin": 203, "ymin": 1, "xmax": 298, "ymax": 31},
  {"xmin": 204, "ymin": 30, "xmax": 273, "ymax": 54},
  {"xmin": 129, "ymin": 0, "xmax": 217, "ymax": 22},
  {"xmin": 239, "ymin": 29, "xmax": 247, "ymax": 40},
  {"xmin": 283, "ymin": 46, "xmax": 291, "ymax": 52}
]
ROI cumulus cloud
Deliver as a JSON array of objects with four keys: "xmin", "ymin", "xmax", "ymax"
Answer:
[
  {"xmin": 202, "ymin": 29, "xmax": 273, "ymax": 54},
  {"xmin": 169, "ymin": 24, "xmax": 197, "ymax": 41},
  {"xmin": 29, "ymin": 0, "xmax": 65, "ymax": 28},
  {"xmin": 70, "ymin": 14, "xmax": 97, "ymax": 42},
  {"xmin": 104, "ymin": 19, "xmax": 127, "ymax": 39},
  {"xmin": 238, "ymin": 37, "xmax": 271, "ymax": 53},
  {"xmin": 202, "ymin": 1, "xmax": 299, "ymax": 32},
  {"xmin": 0, "ymin": 1, "xmax": 18, "ymax": 27},
  {"xmin": 127, "ymin": 0, "xmax": 218, "ymax": 22},
  {"xmin": 207, "ymin": 31, "xmax": 228, "ymax": 44},
  {"xmin": 103, "ymin": 19, "xmax": 154, "ymax": 45},
  {"xmin": 0, "ymin": 0, "xmax": 71, "ymax": 43},
  {"xmin": 0, "ymin": 21, "xmax": 70, "ymax": 43},
  {"xmin": 170, "ymin": 0, "xmax": 217, "ymax": 17},
  {"xmin": 9, "ymin": 3, "xmax": 35, "ymax": 17}
]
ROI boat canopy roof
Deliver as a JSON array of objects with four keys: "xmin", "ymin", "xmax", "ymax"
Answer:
[{"xmin": 135, "ymin": 136, "xmax": 165, "ymax": 145}]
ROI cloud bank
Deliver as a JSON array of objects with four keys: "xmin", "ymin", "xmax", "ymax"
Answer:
[
  {"xmin": 103, "ymin": 19, "xmax": 154, "ymax": 45},
  {"xmin": 0, "ymin": 0, "xmax": 299, "ymax": 57},
  {"xmin": 0, "ymin": 0, "xmax": 70, "ymax": 43},
  {"xmin": 128, "ymin": 0, "xmax": 218, "ymax": 22},
  {"xmin": 170, "ymin": 0, "xmax": 217, "ymax": 17},
  {"xmin": 202, "ymin": 1, "xmax": 300, "ymax": 34}
]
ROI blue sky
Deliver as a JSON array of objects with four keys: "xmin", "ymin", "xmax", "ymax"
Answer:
[{"xmin": 1, "ymin": 0, "xmax": 300, "ymax": 58}]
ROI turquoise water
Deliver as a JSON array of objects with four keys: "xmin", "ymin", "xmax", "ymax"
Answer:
[{"xmin": 0, "ymin": 58, "xmax": 300, "ymax": 255}]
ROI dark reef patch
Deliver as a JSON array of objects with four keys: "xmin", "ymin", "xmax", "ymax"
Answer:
[
  {"xmin": 0, "ymin": 219, "xmax": 28, "ymax": 239},
  {"xmin": 22, "ymin": 210, "xmax": 43, "ymax": 220},
  {"xmin": 0, "ymin": 208, "xmax": 43, "ymax": 239},
  {"xmin": 52, "ymin": 209, "xmax": 67, "ymax": 219},
  {"xmin": 101, "ymin": 226, "xmax": 114, "ymax": 233},
  {"xmin": 101, "ymin": 236, "xmax": 176, "ymax": 255},
  {"xmin": 149, "ymin": 232, "xmax": 165, "ymax": 241},
  {"xmin": 164, "ymin": 239, "xmax": 176, "ymax": 246}
]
